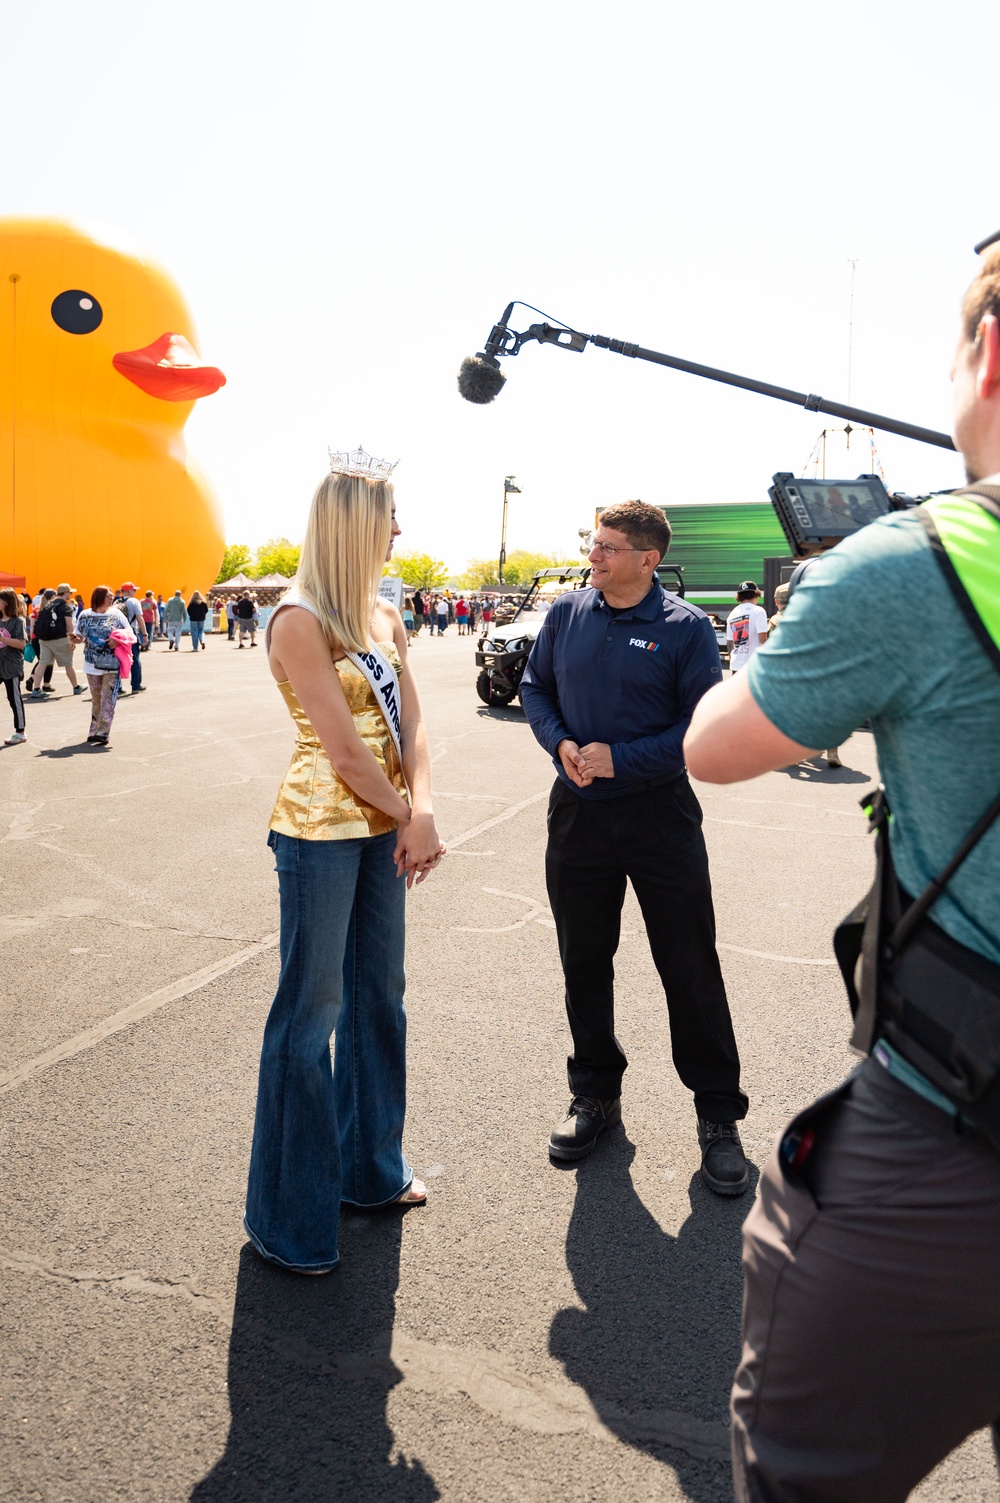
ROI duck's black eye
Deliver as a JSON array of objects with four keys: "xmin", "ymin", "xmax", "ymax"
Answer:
[{"xmin": 51, "ymin": 290, "xmax": 103, "ymax": 335}]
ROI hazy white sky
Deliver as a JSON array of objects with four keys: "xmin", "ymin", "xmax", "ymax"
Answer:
[{"xmin": 4, "ymin": 0, "xmax": 994, "ymax": 570}]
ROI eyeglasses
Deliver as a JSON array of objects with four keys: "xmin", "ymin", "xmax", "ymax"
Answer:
[{"xmin": 584, "ymin": 533, "xmax": 645, "ymax": 559}]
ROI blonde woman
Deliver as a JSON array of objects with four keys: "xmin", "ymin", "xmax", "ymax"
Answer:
[{"xmin": 244, "ymin": 450, "xmax": 445, "ymax": 1275}]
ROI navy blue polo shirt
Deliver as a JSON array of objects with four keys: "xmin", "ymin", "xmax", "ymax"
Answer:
[{"xmin": 520, "ymin": 582, "xmax": 723, "ymax": 799}]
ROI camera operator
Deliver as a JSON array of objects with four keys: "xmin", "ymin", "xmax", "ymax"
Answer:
[{"xmin": 684, "ymin": 248, "xmax": 1000, "ymax": 1499}]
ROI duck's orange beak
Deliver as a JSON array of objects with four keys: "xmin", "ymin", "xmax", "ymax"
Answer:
[{"xmin": 112, "ymin": 333, "xmax": 226, "ymax": 401}]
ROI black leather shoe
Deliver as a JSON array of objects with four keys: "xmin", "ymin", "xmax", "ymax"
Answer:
[
  {"xmin": 549, "ymin": 1096, "xmax": 621, "ymax": 1161},
  {"xmin": 697, "ymin": 1118, "xmax": 749, "ymax": 1196}
]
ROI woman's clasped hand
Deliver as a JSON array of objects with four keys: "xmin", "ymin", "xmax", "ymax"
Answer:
[{"xmin": 394, "ymin": 809, "xmax": 446, "ymax": 885}]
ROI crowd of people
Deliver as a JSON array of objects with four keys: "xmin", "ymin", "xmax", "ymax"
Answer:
[
  {"xmin": 399, "ymin": 589, "xmax": 537, "ymax": 640},
  {"xmin": 406, "ymin": 589, "xmax": 487, "ymax": 638},
  {"xmin": 0, "ymin": 572, "xmax": 527, "ymax": 748},
  {"xmin": 0, "ymin": 582, "xmax": 266, "ymax": 747}
]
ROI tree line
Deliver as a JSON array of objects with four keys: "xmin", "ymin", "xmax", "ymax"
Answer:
[
  {"xmin": 215, "ymin": 540, "xmax": 301, "ymax": 582},
  {"xmin": 217, "ymin": 542, "xmax": 581, "ymax": 591},
  {"xmin": 386, "ymin": 549, "xmax": 581, "ymax": 589}
]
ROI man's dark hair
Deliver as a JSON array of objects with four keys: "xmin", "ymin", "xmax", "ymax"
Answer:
[
  {"xmin": 737, "ymin": 586, "xmax": 760, "ymax": 601},
  {"xmin": 598, "ymin": 500, "xmax": 672, "ymax": 563}
]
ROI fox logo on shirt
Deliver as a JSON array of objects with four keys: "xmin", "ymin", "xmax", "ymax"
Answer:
[{"xmin": 629, "ymin": 637, "xmax": 660, "ymax": 652}]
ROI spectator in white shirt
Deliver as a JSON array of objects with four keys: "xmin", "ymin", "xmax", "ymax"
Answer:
[{"xmin": 726, "ymin": 582, "xmax": 769, "ymax": 673}]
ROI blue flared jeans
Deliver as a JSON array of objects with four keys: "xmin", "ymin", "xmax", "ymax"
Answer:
[{"xmin": 244, "ymin": 828, "xmax": 412, "ymax": 1272}]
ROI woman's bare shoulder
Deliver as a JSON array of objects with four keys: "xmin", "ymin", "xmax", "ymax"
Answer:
[
  {"xmin": 374, "ymin": 596, "xmax": 407, "ymax": 653},
  {"xmin": 374, "ymin": 596, "xmax": 402, "ymax": 628},
  {"xmin": 270, "ymin": 601, "xmax": 326, "ymax": 639},
  {"xmin": 268, "ymin": 601, "xmax": 332, "ymax": 680}
]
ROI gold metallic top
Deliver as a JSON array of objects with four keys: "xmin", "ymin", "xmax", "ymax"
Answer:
[{"xmin": 268, "ymin": 641, "xmax": 407, "ymax": 841}]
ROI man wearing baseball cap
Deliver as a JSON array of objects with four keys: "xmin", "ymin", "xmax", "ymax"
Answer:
[
  {"xmin": 33, "ymin": 584, "xmax": 82, "ymax": 698},
  {"xmin": 725, "ymin": 582, "xmax": 769, "ymax": 673},
  {"xmin": 117, "ymin": 583, "xmax": 148, "ymax": 694}
]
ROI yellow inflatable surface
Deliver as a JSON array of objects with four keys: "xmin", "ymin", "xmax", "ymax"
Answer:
[{"xmin": 0, "ymin": 218, "xmax": 226, "ymax": 596}]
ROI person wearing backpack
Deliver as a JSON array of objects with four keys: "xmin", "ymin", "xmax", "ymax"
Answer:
[
  {"xmin": 32, "ymin": 583, "xmax": 83, "ymax": 698},
  {"xmin": 25, "ymin": 590, "xmax": 54, "ymax": 696},
  {"xmin": 684, "ymin": 244, "xmax": 1000, "ymax": 1501}
]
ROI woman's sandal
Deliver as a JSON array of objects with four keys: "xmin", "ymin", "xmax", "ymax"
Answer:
[{"xmin": 396, "ymin": 1179, "xmax": 427, "ymax": 1205}]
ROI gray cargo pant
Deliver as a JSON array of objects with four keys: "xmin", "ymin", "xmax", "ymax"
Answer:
[{"xmin": 732, "ymin": 1058, "xmax": 1000, "ymax": 1502}]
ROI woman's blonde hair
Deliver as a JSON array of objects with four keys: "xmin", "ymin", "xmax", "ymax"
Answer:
[{"xmin": 294, "ymin": 472, "xmax": 393, "ymax": 653}]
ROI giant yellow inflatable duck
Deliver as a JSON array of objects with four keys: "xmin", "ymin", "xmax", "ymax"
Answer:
[{"xmin": 0, "ymin": 218, "xmax": 226, "ymax": 595}]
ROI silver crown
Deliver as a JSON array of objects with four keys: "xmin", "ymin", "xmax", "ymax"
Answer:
[{"xmin": 327, "ymin": 445, "xmax": 400, "ymax": 481}]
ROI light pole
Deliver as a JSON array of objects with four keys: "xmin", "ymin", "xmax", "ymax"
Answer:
[{"xmin": 499, "ymin": 474, "xmax": 521, "ymax": 587}]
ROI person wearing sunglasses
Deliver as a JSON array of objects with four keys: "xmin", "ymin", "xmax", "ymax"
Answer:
[{"xmin": 520, "ymin": 499, "xmax": 748, "ymax": 1193}]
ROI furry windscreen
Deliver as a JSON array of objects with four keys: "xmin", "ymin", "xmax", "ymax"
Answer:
[{"xmin": 457, "ymin": 355, "xmax": 506, "ymax": 404}]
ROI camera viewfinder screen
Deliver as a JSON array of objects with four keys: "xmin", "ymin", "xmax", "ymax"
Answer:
[{"xmin": 783, "ymin": 478, "xmax": 891, "ymax": 537}]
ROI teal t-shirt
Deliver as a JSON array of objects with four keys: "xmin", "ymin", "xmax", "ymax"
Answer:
[{"xmin": 747, "ymin": 510, "xmax": 1000, "ymax": 966}]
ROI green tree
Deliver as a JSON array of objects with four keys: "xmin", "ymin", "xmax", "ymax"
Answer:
[
  {"xmin": 460, "ymin": 558, "xmax": 500, "ymax": 590},
  {"xmin": 390, "ymin": 551, "xmax": 449, "ymax": 589},
  {"xmin": 253, "ymin": 538, "xmax": 301, "ymax": 579},
  {"xmin": 462, "ymin": 550, "xmax": 579, "ymax": 590},
  {"xmin": 215, "ymin": 543, "xmax": 252, "ymax": 583}
]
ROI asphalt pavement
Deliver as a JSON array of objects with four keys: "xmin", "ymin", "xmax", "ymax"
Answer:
[{"xmin": 0, "ymin": 629, "xmax": 993, "ymax": 1502}]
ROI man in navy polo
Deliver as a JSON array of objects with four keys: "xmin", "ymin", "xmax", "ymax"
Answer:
[{"xmin": 520, "ymin": 499, "xmax": 748, "ymax": 1192}]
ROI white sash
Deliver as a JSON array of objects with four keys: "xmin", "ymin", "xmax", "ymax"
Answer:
[{"xmin": 347, "ymin": 647, "xmax": 404, "ymax": 765}]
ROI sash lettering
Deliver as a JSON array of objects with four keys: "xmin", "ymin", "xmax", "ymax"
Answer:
[{"xmin": 347, "ymin": 648, "xmax": 403, "ymax": 764}]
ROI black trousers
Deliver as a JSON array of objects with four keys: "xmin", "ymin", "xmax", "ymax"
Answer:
[
  {"xmin": 4, "ymin": 677, "xmax": 24, "ymax": 733},
  {"xmin": 545, "ymin": 775, "xmax": 747, "ymax": 1122}
]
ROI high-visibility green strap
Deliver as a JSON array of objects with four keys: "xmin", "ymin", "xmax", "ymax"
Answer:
[{"xmin": 918, "ymin": 494, "xmax": 1000, "ymax": 674}]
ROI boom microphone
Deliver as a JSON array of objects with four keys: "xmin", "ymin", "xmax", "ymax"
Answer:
[
  {"xmin": 457, "ymin": 302, "xmax": 515, "ymax": 404},
  {"xmin": 457, "ymin": 299, "xmax": 956, "ymax": 449}
]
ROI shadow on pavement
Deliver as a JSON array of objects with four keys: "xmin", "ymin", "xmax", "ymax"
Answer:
[
  {"xmin": 474, "ymin": 705, "xmax": 526, "ymax": 723},
  {"xmin": 191, "ymin": 1219, "xmax": 438, "ymax": 1503},
  {"xmin": 35, "ymin": 742, "xmax": 100, "ymax": 757},
  {"xmin": 777, "ymin": 759, "xmax": 870, "ymax": 783},
  {"xmin": 550, "ymin": 1132, "xmax": 755, "ymax": 1501}
]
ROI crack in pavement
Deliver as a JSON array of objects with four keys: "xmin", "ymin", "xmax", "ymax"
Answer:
[
  {"xmin": 0, "ymin": 910, "xmax": 256, "ymax": 944},
  {"xmin": 0, "ymin": 933, "xmax": 279, "ymax": 1097},
  {"xmin": 1, "ymin": 1250, "xmax": 228, "ymax": 1316},
  {"xmin": 1, "ymin": 1246, "xmax": 730, "ymax": 1463}
]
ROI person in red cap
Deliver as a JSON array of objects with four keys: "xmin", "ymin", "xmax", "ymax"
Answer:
[{"xmin": 116, "ymin": 583, "xmax": 148, "ymax": 693}]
